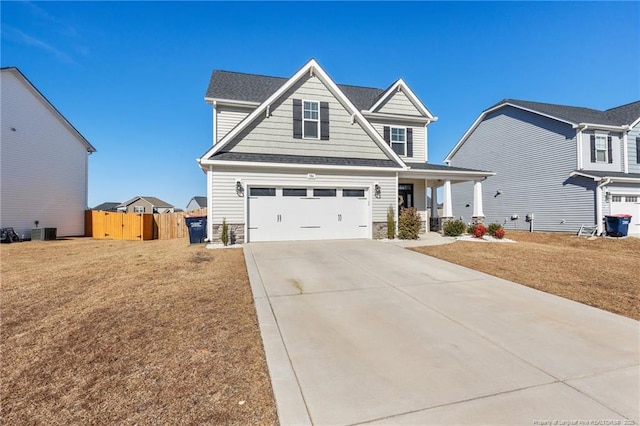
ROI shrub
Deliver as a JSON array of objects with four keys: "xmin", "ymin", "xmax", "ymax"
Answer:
[
  {"xmin": 472, "ymin": 223, "xmax": 487, "ymax": 238},
  {"xmin": 487, "ymin": 222, "xmax": 503, "ymax": 236},
  {"xmin": 221, "ymin": 217, "xmax": 229, "ymax": 246},
  {"xmin": 398, "ymin": 207, "xmax": 422, "ymax": 240},
  {"xmin": 493, "ymin": 228, "xmax": 505, "ymax": 239},
  {"xmin": 443, "ymin": 219, "xmax": 466, "ymax": 237},
  {"xmin": 467, "ymin": 223, "xmax": 477, "ymax": 235},
  {"xmin": 386, "ymin": 206, "xmax": 395, "ymax": 239}
]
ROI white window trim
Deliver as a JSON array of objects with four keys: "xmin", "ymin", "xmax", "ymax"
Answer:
[
  {"xmin": 133, "ymin": 206, "xmax": 145, "ymax": 213},
  {"xmin": 302, "ymin": 99, "xmax": 320, "ymax": 139},
  {"xmin": 390, "ymin": 126, "xmax": 406, "ymax": 156},
  {"xmin": 594, "ymin": 133, "xmax": 608, "ymax": 163}
]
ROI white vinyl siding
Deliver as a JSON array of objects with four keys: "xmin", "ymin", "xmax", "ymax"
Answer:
[
  {"xmin": 0, "ymin": 71, "xmax": 90, "ymax": 238},
  {"xmin": 226, "ymin": 75, "xmax": 389, "ymax": 160},
  {"xmin": 376, "ymin": 90, "xmax": 423, "ymax": 117},
  {"xmin": 209, "ymin": 166, "xmax": 396, "ymax": 226},
  {"xmin": 215, "ymin": 105, "xmax": 253, "ymax": 144}
]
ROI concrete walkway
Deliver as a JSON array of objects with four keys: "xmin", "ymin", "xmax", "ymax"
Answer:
[{"xmin": 244, "ymin": 239, "xmax": 639, "ymax": 425}]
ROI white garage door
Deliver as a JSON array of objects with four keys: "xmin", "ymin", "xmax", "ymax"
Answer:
[
  {"xmin": 247, "ymin": 187, "xmax": 369, "ymax": 242},
  {"xmin": 610, "ymin": 195, "xmax": 640, "ymax": 236}
]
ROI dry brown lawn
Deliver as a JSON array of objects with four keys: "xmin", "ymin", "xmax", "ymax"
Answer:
[
  {"xmin": 411, "ymin": 231, "xmax": 640, "ymax": 321},
  {"xmin": 1, "ymin": 238, "xmax": 277, "ymax": 425}
]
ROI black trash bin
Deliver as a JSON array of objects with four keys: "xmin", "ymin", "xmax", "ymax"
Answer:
[
  {"xmin": 185, "ymin": 216, "xmax": 207, "ymax": 244},
  {"xmin": 604, "ymin": 215, "xmax": 632, "ymax": 237}
]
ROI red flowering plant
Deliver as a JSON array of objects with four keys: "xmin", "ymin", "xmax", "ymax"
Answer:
[
  {"xmin": 493, "ymin": 228, "xmax": 505, "ymax": 239},
  {"xmin": 472, "ymin": 223, "xmax": 487, "ymax": 238}
]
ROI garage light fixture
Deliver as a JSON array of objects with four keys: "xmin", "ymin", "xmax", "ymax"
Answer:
[
  {"xmin": 235, "ymin": 180, "xmax": 244, "ymax": 197},
  {"xmin": 374, "ymin": 183, "xmax": 381, "ymax": 198}
]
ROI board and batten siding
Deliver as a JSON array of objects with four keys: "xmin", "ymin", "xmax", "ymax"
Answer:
[
  {"xmin": 226, "ymin": 75, "xmax": 389, "ymax": 160},
  {"xmin": 627, "ymin": 124, "xmax": 640, "ymax": 174},
  {"xmin": 209, "ymin": 166, "xmax": 397, "ymax": 225},
  {"xmin": 0, "ymin": 71, "xmax": 90, "ymax": 238},
  {"xmin": 376, "ymin": 90, "xmax": 423, "ymax": 117},
  {"xmin": 449, "ymin": 106, "xmax": 600, "ymax": 232},
  {"xmin": 215, "ymin": 105, "xmax": 253, "ymax": 144}
]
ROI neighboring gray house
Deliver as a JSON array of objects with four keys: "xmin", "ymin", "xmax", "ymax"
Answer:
[
  {"xmin": 186, "ymin": 196, "xmax": 207, "ymax": 211},
  {"xmin": 445, "ymin": 99, "xmax": 640, "ymax": 236},
  {"xmin": 92, "ymin": 202, "xmax": 120, "ymax": 212},
  {"xmin": 198, "ymin": 59, "xmax": 492, "ymax": 243},
  {"xmin": 1, "ymin": 67, "xmax": 96, "ymax": 238},
  {"xmin": 117, "ymin": 196, "xmax": 175, "ymax": 214}
]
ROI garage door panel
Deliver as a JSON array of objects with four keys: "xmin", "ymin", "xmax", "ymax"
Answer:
[
  {"xmin": 248, "ymin": 187, "xmax": 369, "ymax": 242},
  {"xmin": 610, "ymin": 196, "xmax": 639, "ymax": 236}
]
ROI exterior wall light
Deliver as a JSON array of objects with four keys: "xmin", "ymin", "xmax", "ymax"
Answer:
[
  {"xmin": 374, "ymin": 183, "xmax": 381, "ymax": 198},
  {"xmin": 235, "ymin": 180, "xmax": 244, "ymax": 197}
]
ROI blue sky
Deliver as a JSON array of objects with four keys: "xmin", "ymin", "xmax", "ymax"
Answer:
[{"xmin": 2, "ymin": 1, "xmax": 638, "ymax": 209}]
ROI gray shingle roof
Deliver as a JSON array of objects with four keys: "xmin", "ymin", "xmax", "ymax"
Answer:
[
  {"xmin": 92, "ymin": 202, "xmax": 120, "ymax": 211},
  {"xmin": 405, "ymin": 162, "xmax": 491, "ymax": 173},
  {"xmin": 575, "ymin": 170, "xmax": 640, "ymax": 180},
  {"xmin": 206, "ymin": 70, "xmax": 385, "ymax": 111},
  {"xmin": 210, "ymin": 152, "xmax": 401, "ymax": 168},
  {"xmin": 119, "ymin": 196, "xmax": 174, "ymax": 208},
  {"xmin": 495, "ymin": 99, "xmax": 640, "ymax": 126},
  {"xmin": 189, "ymin": 196, "xmax": 207, "ymax": 208}
]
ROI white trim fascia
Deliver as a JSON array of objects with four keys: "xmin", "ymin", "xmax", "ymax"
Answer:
[
  {"xmin": 623, "ymin": 132, "xmax": 629, "ymax": 173},
  {"xmin": 576, "ymin": 129, "xmax": 583, "ymax": 170},
  {"xmin": 573, "ymin": 123, "xmax": 629, "ymax": 132},
  {"xmin": 2, "ymin": 67, "xmax": 96, "ymax": 153},
  {"xmin": 204, "ymin": 97, "xmax": 260, "ymax": 108},
  {"xmin": 399, "ymin": 169, "xmax": 494, "ymax": 180},
  {"xmin": 198, "ymin": 158, "xmax": 405, "ymax": 172},
  {"xmin": 569, "ymin": 171, "xmax": 640, "ymax": 184},
  {"xmin": 629, "ymin": 117, "xmax": 640, "ymax": 128},
  {"xmin": 200, "ymin": 59, "xmax": 406, "ymax": 167},
  {"xmin": 361, "ymin": 111, "xmax": 434, "ymax": 124},
  {"xmin": 368, "ymin": 79, "xmax": 436, "ymax": 119},
  {"xmin": 445, "ymin": 102, "xmax": 577, "ymax": 162}
]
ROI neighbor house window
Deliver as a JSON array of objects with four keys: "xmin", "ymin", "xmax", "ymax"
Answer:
[
  {"xmin": 303, "ymin": 101, "xmax": 319, "ymax": 138},
  {"xmin": 595, "ymin": 135, "xmax": 607, "ymax": 162},
  {"xmin": 133, "ymin": 206, "xmax": 145, "ymax": 213},
  {"xmin": 391, "ymin": 127, "xmax": 406, "ymax": 156}
]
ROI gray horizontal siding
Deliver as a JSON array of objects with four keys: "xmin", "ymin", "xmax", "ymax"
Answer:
[
  {"xmin": 376, "ymin": 90, "xmax": 423, "ymax": 117},
  {"xmin": 580, "ymin": 130, "xmax": 623, "ymax": 172},
  {"xmin": 628, "ymin": 124, "xmax": 640, "ymax": 174},
  {"xmin": 227, "ymin": 75, "xmax": 388, "ymax": 160},
  {"xmin": 210, "ymin": 166, "xmax": 396, "ymax": 225},
  {"xmin": 449, "ymin": 106, "xmax": 600, "ymax": 232}
]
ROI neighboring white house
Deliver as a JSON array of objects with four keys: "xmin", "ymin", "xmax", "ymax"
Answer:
[
  {"xmin": 198, "ymin": 59, "xmax": 493, "ymax": 243},
  {"xmin": 186, "ymin": 196, "xmax": 207, "ymax": 211},
  {"xmin": 117, "ymin": 196, "xmax": 175, "ymax": 214},
  {"xmin": 445, "ymin": 99, "xmax": 640, "ymax": 236},
  {"xmin": 1, "ymin": 67, "xmax": 96, "ymax": 238}
]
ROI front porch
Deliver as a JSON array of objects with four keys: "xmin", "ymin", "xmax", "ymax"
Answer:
[{"xmin": 398, "ymin": 163, "xmax": 494, "ymax": 233}]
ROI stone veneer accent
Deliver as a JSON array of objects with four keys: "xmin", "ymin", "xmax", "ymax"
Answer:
[
  {"xmin": 472, "ymin": 216, "xmax": 485, "ymax": 225},
  {"xmin": 372, "ymin": 222, "xmax": 389, "ymax": 239},
  {"xmin": 212, "ymin": 223, "xmax": 245, "ymax": 244}
]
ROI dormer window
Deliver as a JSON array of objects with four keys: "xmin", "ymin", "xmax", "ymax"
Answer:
[
  {"xmin": 590, "ymin": 133, "xmax": 612, "ymax": 164},
  {"xmin": 303, "ymin": 101, "xmax": 319, "ymax": 138}
]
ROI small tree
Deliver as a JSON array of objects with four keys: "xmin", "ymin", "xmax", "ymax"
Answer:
[
  {"xmin": 221, "ymin": 217, "xmax": 229, "ymax": 246},
  {"xmin": 443, "ymin": 219, "xmax": 466, "ymax": 237},
  {"xmin": 398, "ymin": 207, "xmax": 422, "ymax": 240},
  {"xmin": 386, "ymin": 206, "xmax": 396, "ymax": 239}
]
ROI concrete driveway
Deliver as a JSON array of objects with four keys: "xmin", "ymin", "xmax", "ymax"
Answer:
[{"xmin": 244, "ymin": 239, "xmax": 639, "ymax": 425}]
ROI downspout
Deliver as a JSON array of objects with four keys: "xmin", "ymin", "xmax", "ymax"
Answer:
[
  {"xmin": 206, "ymin": 165, "xmax": 214, "ymax": 242},
  {"xmin": 622, "ymin": 132, "xmax": 629, "ymax": 173},
  {"xmin": 595, "ymin": 177, "xmax": 611, "ymax": 235},
  {"xmin": 212, "ymin": 100, "xmax": 217, "ymax": 146}
]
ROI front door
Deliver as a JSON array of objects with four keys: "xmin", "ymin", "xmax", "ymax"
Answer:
[{"xmin": 398, "ymin": 184, "xmax": 414, "ymax": 209}]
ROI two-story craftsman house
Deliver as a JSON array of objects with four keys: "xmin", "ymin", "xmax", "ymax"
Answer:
[
  {"xmin": 446, "ymin": 99, "xmax": 640, "ymax": 236},
  {"xmin": 198, "ymin": 59, "xmax": 492, "ymax": 243}
]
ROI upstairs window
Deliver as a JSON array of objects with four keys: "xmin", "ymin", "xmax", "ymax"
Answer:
[
  {"xmin": 133, "ymin": 206, "xmax": 145, "ymax": 213},
  {"xmin": 391, "ymin": 127, "xmax": 406, "ymax": 156},
  {"xmin": 383, "ymin": 126, "xmax": 413, "ymax": 157},
  {"xmin": 303, "ymin": 101, "xmax": 319, "ymax": 138},
  {"xmin": 636, "ymin": 137, "xmax": 640, "ymax": 164},
  {"xmin": 595, "ymin": 135, "xmax": 607, "ymax": 162},
  {"xmin": 293, "ymin": 99, "xmax": 329, "ymax": 140}
]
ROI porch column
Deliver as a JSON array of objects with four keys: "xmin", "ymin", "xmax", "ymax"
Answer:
[
  {"xmin": 430, "ymin": 186, "xmax": 439, "ymax": 219},
  {"xmin": 443, "ymin": 180, "xmax": 453, "ymax": 217},
  {"xmin": 472, "ymin": 180, "xmax": 485, "ymax": 223}
]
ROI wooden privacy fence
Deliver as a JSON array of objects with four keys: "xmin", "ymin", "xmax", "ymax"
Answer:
[{"xmin": 86, "ymin": 209, "xmax": 207, "ymax": 241}]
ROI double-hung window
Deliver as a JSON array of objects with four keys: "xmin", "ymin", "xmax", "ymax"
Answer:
[
  {"xmin": 391, "ymin": 127, "xmax": 406, "ymax": 156},
  {"xmin": 595, "ymin": 135, "xmax": 607, "ymax": 162},
  {"xmin": 303, "ymin": 101, "xmax": 319, "ymax": 138},
  {"xmin": 133, "ymin": 206, "xmax": 145, "ymax": 213}
]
